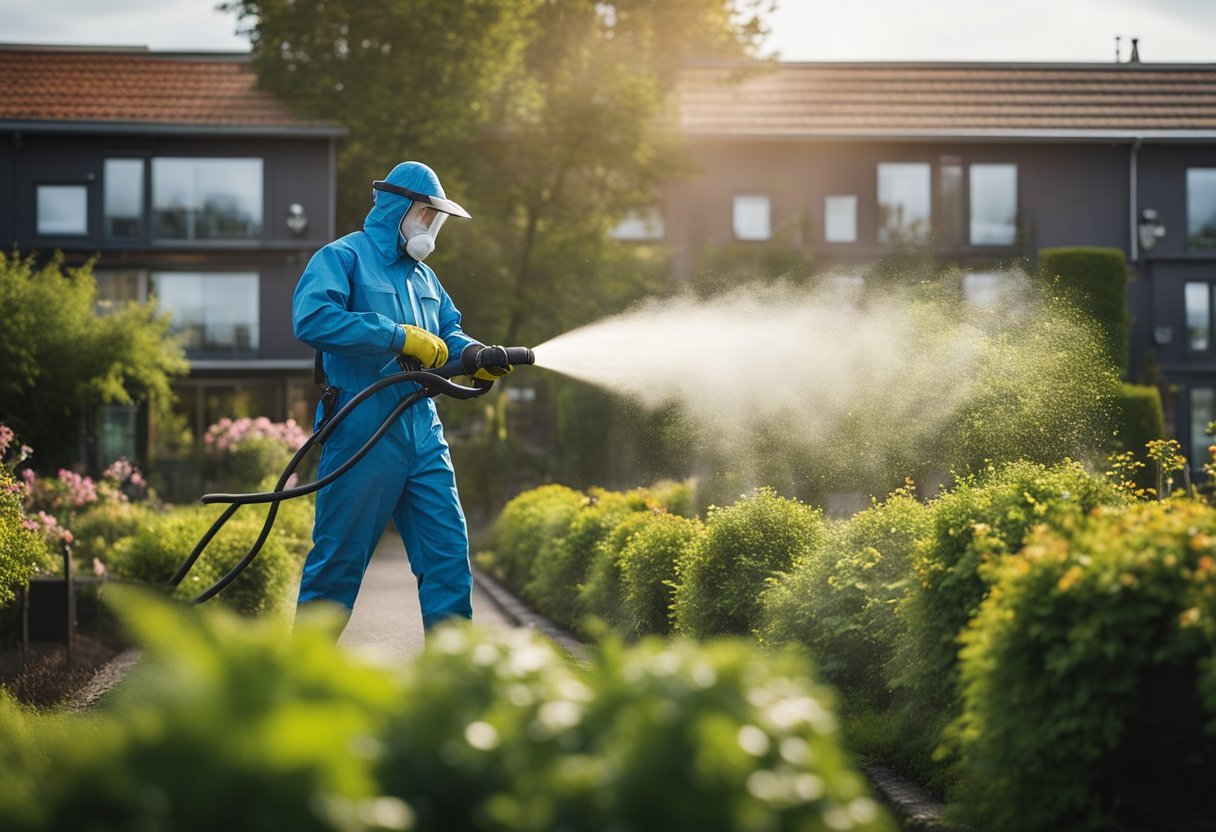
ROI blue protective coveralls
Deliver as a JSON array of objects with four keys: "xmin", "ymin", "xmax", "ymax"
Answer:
[{"xmin": 292, "ymin": 162, "xmax": 478, "ymax": 628}]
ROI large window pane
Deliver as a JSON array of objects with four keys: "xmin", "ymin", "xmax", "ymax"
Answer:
[
  {"xmin": 104, "ymin": 159, "xmax": 145, "ymax": 239},
  {"xmin": 1186, "ymin": 281, "xmax": 1211, "ymax": 351},
  {"xmin": 877, "ymin": 163, "xmax": 930, "ymax": 244},
  {"xmin": 95, "ymin": 270, "xmax": 148, "ymax": 314},
  {"xmin": 152, "ymin": 158, "xmax": 263, "ymax": 240},
  {"xmin": 733, "ymin": 195, "xmax": 771, "ymax": 241},
  {"xmin": 1192, "ymin": 388, "xmax": 1216, "ymax": 471},
  {"xmin": 824, "ymin": 195, "xmax": 857, "ymax": 243},
  {"xmin": 152, "ymin": 272, "xmax": 259, "ymax": 354},
  {"xmin": 1188, "ymin": 168, "xmax": 1216, "ymax": 251},
  {"xmin": 970, "ymin": 163, "xmax": 1018, "ymax": 245},
  {"xmin": 37, "ymin": 185, "xmax": 88, "ymax": 235}
]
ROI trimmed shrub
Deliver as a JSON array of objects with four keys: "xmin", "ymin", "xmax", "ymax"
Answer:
[
  {"xmin": 109, "ymin": 506, "xmax": 297, "ymax": 616},
  {"xmin": 898, "ymin": 461, "xmax": 1124, "ymax": 738},
  {"xmin": 579, "ymin": 511, "xmax": 657, "ymax": 631},
  {"xmin": 0, "ymin": 591, "xmax": 893, "ymax": 832},
  {"xmin": 1112, "ymin": 383, "xmax": 1166, "ymax": 488},
  {"xmin": 490, "ymin": 485, "xmax": 585, "ymax": 590},
  {"xmin": 68, "ymin": 500, "xmax": 155, "ymax": 567},
  {"xmin": 647, "ymin": 478, "xmax": 697, "ymax": 518},
  {"xmin": 621, "ymin": 512, "xmax": 705, "ymax": 637},
  {"xmin": 526, "ymin": 488, "xmax": 651, "ymax": 629},
  {"xmin": 1039, "ymin": 246, "xmax": 1130, "ymax": 372},
  {"xmin": 0, "ymin": 468, "xmax": 52, "ymax": 606},
  {"xmin": 761, "ymin": 487, "xmax": 931, "ymax": 708},
  {"xmin": 675, "ymin": 488, "xmax": 823, "ymax": 638},
  {"xmin": 952, "ymin": 499, "xmax": 1216, "ymax": 831}
]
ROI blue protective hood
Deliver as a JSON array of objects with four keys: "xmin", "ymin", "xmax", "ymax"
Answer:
[{"xmin": 363, "ymin": 161, "xmax": 447, "ymax": 261}]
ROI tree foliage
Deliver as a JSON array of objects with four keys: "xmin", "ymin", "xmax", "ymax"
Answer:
[
  {"xmin": 0, "ymin": 253, "xmax": 188, "ymax": 469},
  {"xmin": 224, "ymin": 0, "xmax": 771, "ymax": 344}
]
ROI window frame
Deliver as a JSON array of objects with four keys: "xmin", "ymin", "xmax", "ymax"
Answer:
[
  {"xmin": 968, "ymin": 163, "xmax": 1019, "ymax": 247},
  {"xmin": 149, "ymin": 270, "xmax": 262, "ymax": 357},
  {"xmin": 1187, "ymin": 168, "xmax": 1216, "ymax": 252},
  {"xmin": 876, "ymin": 162, "xmax": 932, "ymax": 245}
]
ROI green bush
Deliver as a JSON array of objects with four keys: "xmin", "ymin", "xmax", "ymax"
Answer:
[
  {"xmin": 526, "ymin": 488, "xmax": 651, "ymax": 629},
  {"xmin": 0, "ymin": 590, "xmax": 893, "ymax": 832},
  {"xmin": 1111, "ymin": 383, "xmax": 1166, "ymax": 488},
  {"xmin": 579, "ymin": 511, "xmax": 658, "ymax": 631},
  {"xmin": 898, "ymin": 461, "xmax": 1124, "ymax": 740},
  {"xmin": 1039, "ymin": 246, "xmax": 1130, "ymax": 372},
  {"xmin": 620, "ymin": 512, "xmax": 705, "ymax": 637},
  {"xmin": 952, "ymin": 499, "xmax": 1216, "ymax": 831},
  {"xmin": 490, "ymin": 484, "xmax": 585, "ymax": 590},
  {"xmin": 68, "ymin": 500, "xmax": 155, "ymax": 567},
  {"xmin": 379, "ymin": 627, "xmax": 891, "ymax": 832},
  {"xmin": 647, "ymin": 478, "xmax": 697, "ymax": 518},
  {"xmin": 761, "ymin": 487, "xmax": 931, "ymax": 708},
  {"xmin": 675, "ymin": 488, "xmax": 823, "ymax": 638},
  {"xmin": 109, "ymin": 505, "xmax": 298, "ymax": 615},
  {"xmin": 0, "ymin": 468, "xmax": 52, "ymax": 606}
]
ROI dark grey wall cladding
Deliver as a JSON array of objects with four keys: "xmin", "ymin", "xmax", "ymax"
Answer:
[
  {"xmin": 260, "ymin": 264, "xmax": 312, "ymax": 360},
  {"xmin": 0, "ymin": 139, "xmax": 12, "ymax": 245}
]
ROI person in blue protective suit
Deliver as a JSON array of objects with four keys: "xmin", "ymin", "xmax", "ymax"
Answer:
[{"xmin": 292, "ymin": 161, "xmax": 509, "ymax": 631}]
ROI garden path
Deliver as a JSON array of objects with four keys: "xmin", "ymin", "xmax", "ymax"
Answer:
[{"xmin": 338, "ymin": 526, "xmax": 513, "ymax": 662}]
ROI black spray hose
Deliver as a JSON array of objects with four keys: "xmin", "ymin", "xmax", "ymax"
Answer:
[{"xmin": 170, "ymin": 345, "xmax": 535, "ymax": 605}]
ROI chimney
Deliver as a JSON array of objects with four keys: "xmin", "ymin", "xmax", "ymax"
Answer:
[
  {"xmin": 1130, "ymin": 37, "xmax": 1141, "ymax": 63},
  {"xmin": 1115, "ymin": 35, "xmax": 1121, "ymax": 63}
]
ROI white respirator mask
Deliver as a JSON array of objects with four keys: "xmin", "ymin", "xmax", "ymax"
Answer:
[{"xmin": 398, "ymin": 201, "xmax": 448, "ymax": 261}]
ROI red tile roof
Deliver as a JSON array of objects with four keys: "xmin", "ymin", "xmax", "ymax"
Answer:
[
  {"xmin": 0, "ymin": 45, "xmax": 342, "ymax": 134},
  {"xmin": 679, "ymin": 62, "xmax": 1216, "ymax": 137}
]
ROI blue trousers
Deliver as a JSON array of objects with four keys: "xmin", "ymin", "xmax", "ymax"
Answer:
[{"xmin": 297, "ymin": 390, "xmax": 472, "ymax": 630}]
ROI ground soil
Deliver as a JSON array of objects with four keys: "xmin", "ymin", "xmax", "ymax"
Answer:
[{"xmin": 0, "ymin": 637, "xmax": 121, "ymax": 708}]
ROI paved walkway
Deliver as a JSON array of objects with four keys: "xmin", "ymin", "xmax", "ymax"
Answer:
[{"xmin": 338, "ymin": 527, "xmax": 513, "ymax": 663}]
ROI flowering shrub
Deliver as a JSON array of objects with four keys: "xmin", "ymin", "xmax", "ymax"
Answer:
[
  {"xmin": 951, "ymin": 499, "xmax": 1216, "ymax": 831},
  {"xmin": 203, "ymin": 417, "xmax": 310, "ymax": 492},
  {"xmin": 0, "ymin": 468, "xmax": 53, "ymax": 605}
]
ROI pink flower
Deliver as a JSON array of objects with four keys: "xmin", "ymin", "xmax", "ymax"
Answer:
[
  {"xmin": 93, "ymin": 558, "xmax": 108, "ymax": 579},
  {"xmin": 0, "ymin": 424, "xmax": 13, "ymax": 456}
]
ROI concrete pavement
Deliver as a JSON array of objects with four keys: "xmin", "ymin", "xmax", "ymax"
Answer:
[{"xmin": 338, "ymin": 526, "xmax": 512, "ymax": 663}]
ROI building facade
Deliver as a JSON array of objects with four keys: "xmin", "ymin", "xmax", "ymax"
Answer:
[
  {"xmin": 0, "ymin": 44, "xmax": 344, "ymax": 492},
  {"xmin": 659, "ymin": 60, "xmax": 1216, "ymax": 470}
]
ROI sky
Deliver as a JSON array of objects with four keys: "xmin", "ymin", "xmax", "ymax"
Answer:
[{"xmin": 1, "ymin": 0, "xmax": 1214, "ymax": 63}]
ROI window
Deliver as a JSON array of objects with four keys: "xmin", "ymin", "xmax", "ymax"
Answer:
[
  {"xmin": 36, "ymin": 185, "xmax": 88, "ymax": 236},
  {"xmin": 151, "ymin": 272, "xmax": 260, "ymax": 354},
  {"xmin": 1191, "ymin": 388, "xmax": 1216, "ymax": 471},
  {"xmin": 98, "ymin": 405, "xmax": 138, "ymax": 466},
  {"xmin": 733, "ymin": 195, "xmax": 771, "ymax": 240},
  {"xmin": 152, "ymin": 158, "xmax": 263, "ymax": 240},
  {"xmin": 970, "ymin": 164, "xmax": 1018, "ymax": 246},
  {"xmin": 104, "ymin": 159, "xmax": 145, "ymax": 239},
  {"xmin": 1186, "ymin": 282, "xmax": 1211, "ymax": 352},
  {"xmin": 877, "ymin": 163, "xmax": 930, "ymax": 244},
  {"xmin": 1188, "ymin": 168, "xmax": 1216, "ymax": 251},
  {"xmin": 95, "ymin": 270, "xmax": 148, "ymax": 314},
  {"xmin": 963, "ymin": 271, "xmax": 1014, "ymax": 308},
  {"xmin": 611, "ymin": 208, "xmax": 664, "ymax": 241},
  {"xmin": 824, "ymin": 195, "xmax": 857, "ymax": 243}
]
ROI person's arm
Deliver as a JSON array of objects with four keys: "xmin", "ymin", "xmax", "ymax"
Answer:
[
  {"xmin": 292, "ymin": 244, "xmax": 408, "ymax": 356},
  {"xmin": 434, "ymin": 279, "xmax": 479, "ymax": 362}
]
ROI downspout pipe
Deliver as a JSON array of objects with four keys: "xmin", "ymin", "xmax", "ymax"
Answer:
[{"xmin": 1130, "ymin": 136, "xmax": 1143, "ymax": 262}]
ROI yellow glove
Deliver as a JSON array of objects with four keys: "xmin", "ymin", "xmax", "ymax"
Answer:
[
  {"xmin": 463, "ymin": 344, "xmax": 514, "ymax": 382},
  {"xmin": 400, "ymin": 324, "xmax": 448, "ymax": 369}
]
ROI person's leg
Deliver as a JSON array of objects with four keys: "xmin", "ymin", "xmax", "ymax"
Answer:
[
  {"xmin": 298, "ymin": 412, "xmax": 408, "ymax": 613},
  {"xmin": 393, "ymin": 413, "xmax": 472, "ymax": 631}
]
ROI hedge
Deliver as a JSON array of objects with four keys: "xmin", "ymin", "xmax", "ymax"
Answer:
[
  {"xmin": 898, "ymin": 461, "xmax": 1124, "ymax": 742},
  {"xmin": 675, "ymin": 489, "xmax": 823, "ymax": 638},
  {"xmin": 952, "ymin": 499, "xmax": 1216, "ymax": 831},
  {"xmin": 0, "ymin": 590, "xmax": 893, "ymax": 832},
  {"xmin": 760, "ymin": 487, "xmax": 931, "ymax": 709},
  {"xmin": 1112, "ymin": 383, "xmax": 1166, "ymax": 488},
  {"xmin": 489, "ymin": 485, "xmax": 585, "ymax": 591},
  {"xmin": 620, "ymin": 512, "xmax": 705, "ymax": 636},
  {"xmin": 1038, "ymin": 246, "xmax": 1130, "ymax": 372}
]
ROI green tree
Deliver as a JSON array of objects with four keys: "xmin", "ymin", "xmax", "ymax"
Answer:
[
  {"xmin": 0, "ymin": 253, "xmax": 188, "ymax": 470},
  {"xmin": 224, "ymin": 0, "xmax": 771, "ymax": 345}
]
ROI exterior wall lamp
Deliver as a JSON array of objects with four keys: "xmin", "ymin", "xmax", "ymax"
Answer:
[
  {"xmin": 1138, "ymin": 208, "xmax": 1166, "ymax": 252},
  {"xmin": 286, "ymin": 203, "xmax": 309, "ymax": 235}
]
